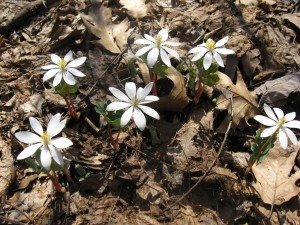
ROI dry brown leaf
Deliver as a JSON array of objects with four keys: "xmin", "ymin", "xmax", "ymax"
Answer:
[
  {"xmin": 254, "ymin": 72, "xmax": 300, "ymax": 107},
  {"xmin": 150, "ymin": 67, "xmax": 189, "ymax": 112},
  {"xmin": 81, "ymin": 3, "xmax": 131, "ymax": 53},
  {"xmin": 119, "ymin": 0, "xmax": 148, "ymax": 18},
  {"xmin": 216, "ymin": 71, "xmax": 259, "ymax": 133},
  {"xmin": 0, "ymin": 138, "xmax": 15, "ymax": 198},
  {"xmin": 252, "ymin": 142, "xmax": 300, "ymax": 205}
]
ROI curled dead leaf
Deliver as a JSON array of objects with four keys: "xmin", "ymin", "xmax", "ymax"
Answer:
[{"xmin": 150, "ymin": 67, "xmax": 189, "ymax": 112}]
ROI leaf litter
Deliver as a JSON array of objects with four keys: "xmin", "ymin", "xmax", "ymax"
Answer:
[{"xmin": 0, "ymin": 0, "xmax": 300, "ymax": 224}]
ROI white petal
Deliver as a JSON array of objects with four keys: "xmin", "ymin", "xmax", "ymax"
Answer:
[
  {"xmin": 189, "ymin": 46, "xmax": 205, "ymax": 54},
  {"xmin": 284, "ymin": 112, "xmax": 296, "ymax": 122},
  {"xmin": 215, "ymin": 36, "xmax": 228, "ymax": 47},
  {"xmin": 263, "ymin": 104, "xmax": 278, "ymax": 122},
  {"xmin": 254, "ymin": 115, "xmax": 277, "ymax": 126},
  {"xmin": 273, "ymin": 108, "xmax": 284, "ymax": 120},
  {"xmin": 279, "ymin": 129, "xmax": 288, "ymax": 149},
  {"xmin": 47, "ymin": 114, "xmax": 66, "ymax": 137},
  {"xmin": 109, "ymin": 87, "xmax": 131, "ymax": 102},
  {"xmin": 191, "ymin": 49, "xmax": 208, "ymax": 62},
  {"xmin": 15, "ymin": 131, "xmax": 41, "ymax": 144},
  {"xmin": 29, "ymin": 117, "xmax": 44, "ymax": 135},
  {"xmin": 284, "ymin": 127, "xmax": 298, "ymax": 146},
  {"xmin": 135, "ymin": 45, "xmax": 153, "ymax": 57},
  {"xmin": 50, "ymin": 137, "xmax": 73, "ymax": 148},
  {"xmin": 134, "ymin": 38, "xmax": 154, "ymax": 45},
  {"xmin": 138, "ymin": 105, "xmax": 160, "ymax": 120},
  {"xmin": 144, "ymin": 34, "xmax": 155, "ymax": 42},
  {"xmin": 203, "ymin": 52, "xmax": 213, "ymax": 70},
  {"xmin": 64, "ymin": 51, "xmax": 73, "ymax": 62},
  {"xmin": 160, "ymin": 49, "xmax": 171, "ymax": 67},
  {"xmin": 106, "ymin": 102, "xmax": 131, "ymax": 111},
  {"xmin": 215, "ymin": 48, "xmax": 235, "ymax": 55},
  {"xmin": 42, "ymin": 64, "xmax": 59, "ymax": 70},
  {"xmin": 17, "ymin": 143, "xmax": 43, "ymax": 160},
  {"xmin": 67, "ymin": 68, "xmax": 86, "ymax": 77},
  {"xmin": 51, "ymin": 54, "xmax": 61, "ymax": 64},
  {"xmin": 144, "ymin": 95, "xmax": 159, "ymax": 101},
  {"xmin": 49, "ymin": 144, "xmax": 64, "ymax": 166},
  {"xmin": 284, "ymin": 120, "xmax": 300, "ymax": 129},
  {"xmin": 67, "ymin": 57, "xmax": 86, "ymax": 68},
  {"xmin": 147, "ymin": 47, "xmax": 159, "ymax": 68},
  {"xmin": 158, "ymin": 29, "xmax": 168, "ymax": 42},
  {"xmin": 213, "ymin": 52, "xmax": 224, "ymax": 67},
  {"xmin": 140, "ymin": 95, "xmax": 159, "ymax": 104},
  {"xmin": 40, "ymin": 147, "xmax": 52, "ymax": 170},
  {"xmin": 137, "ymin": 82, "xmax": 153, "ymax": 100},
  {"xmin": 261, "ymin": 126, "xmax": 278, "ymax": 137},
  {"xmin": 125, "ymin": 82, "xmax": 137, "ymax": 100},
  {"xmin": 43, "ymin": 69, "xmax": 60, "ymax": 82},
  {"xmin": 133, "ymin": 108, "xmax": 146, "ymax": 131},
  {"xmin": 162, "ymin": 46, "xmax": 180, "ymax": 60},
  {"xmin": 120, "ymin": 107, "xmax": 133, "ymax": 127},
  {"xmin": 162, "ymin": 41, "xmax": 181, "ymax": 46},
  {"xmin": 53, "ymin": 72, "xmax": 63, "ymax": 87},
  {"xmin": 63, "ymin": 71, "xmax": 76, "ymax": 85}
]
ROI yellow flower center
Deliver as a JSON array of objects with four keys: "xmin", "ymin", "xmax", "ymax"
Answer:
[
  {"xmin": 155, "ymin": 35, "xmax": 163, "ymax": 47},
  {"xmin": 206, "ymin": 39, "xmax": 216, "ymax": 52},
  {"xmin": 41, "ymin": 132, "xmax": 51, "ymax": 145},
  {"xmin": 278, "ymin": 117, "xmax": 286, "ymax": 127},
  {"xmin": 57, "ymin": 58, "xmax": 67, "ymax": 70},
  {"xmin": 132, "ymin": 97, "xmax": 139, "ymax": 107}
]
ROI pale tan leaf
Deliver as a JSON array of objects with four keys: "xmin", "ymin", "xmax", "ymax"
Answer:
[
  {"xmin": 80, "ymin": 4, "xmax": 122, "ymax": 54},
  {"xmin": 252, "ymin": 142, "xmax": 300, "ymax": 205},
  {"xmin": 216, "ymin": 71, "xmax": 259, "ymax": 133},
  {"xmin": 119, "ymin": 0, "xmax": 148, "ymax": 18}
]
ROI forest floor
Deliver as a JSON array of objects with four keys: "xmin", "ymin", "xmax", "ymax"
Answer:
[{"xmin": 1, "ymin": 0, "xmax": 300, "ymax": 224}]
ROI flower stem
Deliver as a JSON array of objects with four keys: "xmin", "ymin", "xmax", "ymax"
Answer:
[
  {"xmin": 245, "ymin": 133, "xmax": 276, "ymax": 174},
  {"xmin": 62, "ymin": 94, "xmax": 78, "ymax": 120},
  {"xmin": 193, "ymin": 81, "xmax": 203, "ymax": 104},
  {"xmin": 150, "ymin": 71, "xmax": 157, "ymax": 96},
  {"xmin": 48, "ymin": 170, "xmax": 62, "ymax": 192},
  {"xmin": 107, "ymin": 124, "xmax": 119, "ymax": 151}
]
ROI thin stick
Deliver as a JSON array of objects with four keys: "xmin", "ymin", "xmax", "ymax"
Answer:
[{"xmin": 164, "ymin": 90, "xmax": 233, "ymax": 211}]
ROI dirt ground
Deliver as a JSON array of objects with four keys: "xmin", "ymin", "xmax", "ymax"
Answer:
[{"xmin": 1, "ymin": 0, "xmax": 300, "ymax": 224}]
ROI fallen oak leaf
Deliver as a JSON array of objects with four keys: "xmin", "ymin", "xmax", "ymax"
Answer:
[
  {"xmin": 215, "ymin": 71, "xmax": 259, "ymax": 132},
  {"xmin": 252, "ymin": 142, "xmax": 300, "ymax": 205},
  {"xmin": 81, "ymin": 3, "xmax": 131, "ymax": 54}
]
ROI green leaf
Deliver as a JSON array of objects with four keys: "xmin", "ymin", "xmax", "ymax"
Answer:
[
  {"xmin": 148, "ymin": 124, "xmax": 160, "ymax": 146},
  {"xmin": 152, "ymin": 60, "xmax": 168, "ymax": 77},
  {"xmin": 55, "ymin": 82, "xmax": 79, "ymax": 96},
  {"xmin": 201, "ymin": 72, "xmax": 220, "ymax": 86},
  {"xmin": 187, "ymin": 66, "xmax": 197, "ymax": 94},
  {"xmin": 128, "ymin": 59, "xmax": 137, "ymax": 78},
  {"xmin": 249, "ymin": 131, "xmax": 276, "ymax": 166},
  {"xmin": 94, "ymin": 101, "xmax": 123, "ymax": 128}
]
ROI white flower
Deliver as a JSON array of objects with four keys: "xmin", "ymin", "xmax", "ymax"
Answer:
[
  {"xmin": 106, "ymin": 82, "xmax": 160, "ymax": 131},
  {"xmin": 15, "ymin": 113, "xmax": 73, "ymax": 170},
  {"xmin": 42, "ymin": 51, "xmax": 87, "ymax": 87},
  {"xmin": 254, "ymin": 104, "xmax": 300, "ymax": 149},
  {"xmin": 134, "ymin": 28, "xmax": 181, "ymax": 68},
  {"xmin": 188, "ymin": 36, "xmax": 235, "ymax": 70}
]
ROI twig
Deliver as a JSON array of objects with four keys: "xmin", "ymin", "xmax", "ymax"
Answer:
[
  {"xmin": 84, "ymin": 116, "xmax": 100, "ymax": 132},
  {"xmin": 4, "ymin": 201, "xmax": 34, "ymax": 223},
  {"xmin": 0, "ymin": 215, "xmax": 27, "ymax": 225},
  {"xmin": 0, "ymin": 0, "xmax": 61, "ymax": 36},
  {"xmin": 164, "ymin": 89, "xmax": 234, "ymax": 211}
]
